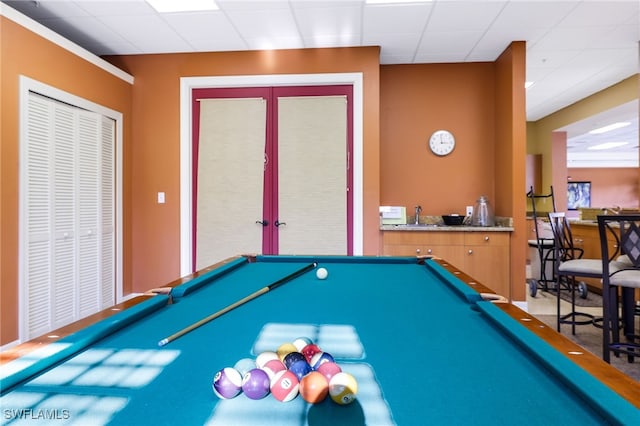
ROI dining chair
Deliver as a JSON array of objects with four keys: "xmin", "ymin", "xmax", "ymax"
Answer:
[
  {"xmin": 548, "ymin": 212, "xmax": 603, "ymax": 334},
  {"xmin": 597, "ymin": 214, "xmax": 640, "ymax": 363}
]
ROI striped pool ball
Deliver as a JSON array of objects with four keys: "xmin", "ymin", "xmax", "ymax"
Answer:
[
  {"xmin": 255, "ymin": 351, "xmax": 279, "ymax": 368},
  {"xmin": 329, "ymin": 372, "xmax": 358, "ymax": 405},
  {"xmin": 241, "ymin": 368, "xmax": 271, "ymax": 400},
  {"xmin": 293, "ymin": 337, "xmax": 313, "ymax": 351},
  {"xmin": 270, "ymin": 370, "xmax": 299, "ymax": 402},
  {"xmin": 261, "ymin": 358, "xmax": 286, "ymax": 380},
  {"xmin": 310, "ymin": 352, "xmax": 334, "ymax": 370},
  {"xmin": 316, "ymin": 361, "xmax": 342, "ymax": 382},
  {"xmin": 212, "ymin": 367, "xmax": 243, "ymax": 399}
]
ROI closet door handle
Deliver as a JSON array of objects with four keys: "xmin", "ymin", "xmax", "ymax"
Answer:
[
  {"xmin": 275, "ymin": 220, "xmax": 286, "ymax": 227},
  {"xmin": 256, "ymin": 220, "xmax": 269, "ymax": 226}
]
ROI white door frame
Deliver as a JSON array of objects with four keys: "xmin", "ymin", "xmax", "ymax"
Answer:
[
  {"xmin": 179, "ymin": 73, "xmax": 364, "ymax": 276},
  {"xmin": 18, "ymin": 76, "xmax": 124, "ymax": 342}
]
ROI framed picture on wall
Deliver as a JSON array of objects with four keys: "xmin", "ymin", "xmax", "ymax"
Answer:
[{"xmin": 567, "ymin": 181, "xmax": 591, "ymax": 210}]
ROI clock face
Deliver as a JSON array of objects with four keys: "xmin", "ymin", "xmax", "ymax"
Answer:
[{"xmin": 429, "ymin": 130, "xmax": 455, "ymax": 156}]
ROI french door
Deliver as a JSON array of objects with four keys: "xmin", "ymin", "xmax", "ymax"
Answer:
[{"xmin": 192, "ymin": 86, "xmax": 353, "ymax": 270}]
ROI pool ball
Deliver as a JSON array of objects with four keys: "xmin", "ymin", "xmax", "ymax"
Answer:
[
  {"xmin": 293, "ymin": 337, "xmax": 313, "ymax": 351},
  {"xmin": 310, "ymin": 352, "xmax": 334, "ymax": 370},
  {"xmin": 316, "ymin": 267, "xmax": 328, "ymax": 280},
  {"xmin": 241, "ymin": 368, "xmax": 271, "ymax": 400},
  {"xmin": 288, "ymin": 359, "xmax": 312, "ymax": 381},
  {"xmin": 256, "ymin": 351, "xmax": 279, "ymax": 368},
  {"xmin": 283, "ymin": 351, "xmax": 306, "ymax": 369},
  {"xmin": 301, "ymin": 344, "xmax": 322, "ymax": 362},
  {"xmin": 329, "ymin": 372, "xmax": 358, "ymax": 405},
  {"xmin": 276, "ymin": 342, "xmax": 298, "ymax": 361},
  {"xmin": 261, "ymin": 359, "xmax": 286, "ymax": 380},
  {"xmin": 299, "ymin": 371, "xmax": 329, "ymax": 404},
  {"xmin": 233, "ymin": 358, "xmax": 256, "ymax": 377},
  {"xmin": 316, "ymin": 361, "xmax": 342, "ymax": 382},
  {"xmin": 270, "ymin": 370, "xmax": 299, "ymax": 402},
  {"xmin": 212, "ymin": 367, "xmax": 243, "ymax": 399}
]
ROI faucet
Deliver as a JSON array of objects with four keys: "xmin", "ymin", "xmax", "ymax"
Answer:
[{"xmin": 414, "ymin": 205, "xmax": 422, "ymax": 225}]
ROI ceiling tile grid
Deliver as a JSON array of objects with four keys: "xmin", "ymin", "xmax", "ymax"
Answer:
[{"xmin": 2, "ymin": 0, "xmax": 638, "ymax": 166}]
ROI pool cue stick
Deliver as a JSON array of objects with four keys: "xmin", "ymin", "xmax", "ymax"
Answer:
[{"xmin": 158, "ymin": 262, "xmax": 317, "ymax": 346}]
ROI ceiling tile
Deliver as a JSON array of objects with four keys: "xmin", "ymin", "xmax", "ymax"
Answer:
[
  {"xmin": 292, "ymin": 4, "xmax": 361, "ymax": 40},
  {"xmin": 97, "ymin": 14, "xmax": 193, "ymax": 52},
  {"xmin": 363, "ymin": 3, "xmax": 431, "ymax": 34},
  {"xmin": 426, "ymin": 1, "xmax": 505, "ymax": 32}
]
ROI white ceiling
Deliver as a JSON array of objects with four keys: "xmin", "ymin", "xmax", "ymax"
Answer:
[{"xmin": 3, "ymin": 0, "xmax": 639, "ymax": 166}]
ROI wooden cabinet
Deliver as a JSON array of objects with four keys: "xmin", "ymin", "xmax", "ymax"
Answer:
[{"xmin": 382, "ymin": 230, "xmax": 511, "ymax": 298}]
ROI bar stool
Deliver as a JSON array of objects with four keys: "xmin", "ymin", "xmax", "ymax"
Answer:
[
  {"xmin": 597, "ymin": 214, "xmax": 640, "ymax": 363},
  {"xmin": 548, "ymin": 212, "xmax": 603, "ymax": 334}
]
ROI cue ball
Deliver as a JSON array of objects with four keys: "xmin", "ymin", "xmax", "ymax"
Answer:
[
  {"xmin": 299, "ymin": 371, "xmax": 329, "ymax": 404},
  {"xmin": 329, "ymin": 372, "xmax": 358, "ymax": 405},
  {"xmin": 316, "ymin": 267, "xmax": 328, "ymax": 280},
  {"xmin": 241, "ymin": 368, "xmax": 271, "ymax": 400},
  {"xmin": 270, "ymin": 370, "xmax": 299, "ymax": 402},
  {"xmin": 212, "ymin": 367, "xmax": 243, "ymax": 399}
]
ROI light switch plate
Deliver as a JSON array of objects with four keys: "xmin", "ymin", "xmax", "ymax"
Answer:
[
  {"xmin": 158, "ymin": 192, "xmax": 165, "ymax": 204},
  {"xmin": 466, "ymin": 206, "xmax": 473, "ymax": 216}
]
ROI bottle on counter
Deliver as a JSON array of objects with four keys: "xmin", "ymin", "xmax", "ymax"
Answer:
[{"xmin": 471, "ymin": 195, "xmax": 495, "ymax": 227}]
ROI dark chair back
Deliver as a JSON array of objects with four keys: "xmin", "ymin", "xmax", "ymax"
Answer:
[
  {"xmin": 596, "ymin": 214, "xmax": 640, "ymax": 363},
  {"xmin": 548, "ymin": 212, "xmax": 583, "ymax": 262},
  {"xmin": 597, "ymin": 214, "xmax": 638, "ymax": 270}
]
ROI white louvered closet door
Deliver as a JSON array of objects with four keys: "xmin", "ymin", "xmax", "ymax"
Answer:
[
  {"xmin": 277, "ymin": 96, "xmax": 347, "ymax": 255},
  {"xmin": 23, "ymin": 93, "xmax": 115, "ymax": 339}
]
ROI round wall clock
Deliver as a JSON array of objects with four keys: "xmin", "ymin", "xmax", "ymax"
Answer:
[{"xmin": 428, "ymin": 130, "xmax": 456, "ymax": 156}]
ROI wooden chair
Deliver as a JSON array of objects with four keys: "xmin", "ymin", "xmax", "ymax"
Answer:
[
  {"xmin": 548, "ymin": 212, "xmax": 603, "ymax": 334},
  {"xmin": 597, "ymin": 214, "xmax": 640, "ymax": 363}
]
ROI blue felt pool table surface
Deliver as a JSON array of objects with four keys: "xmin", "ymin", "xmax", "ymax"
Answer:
[{"xmin": 1, "ymin": 255, "xmax": 639, "ymax": 425}]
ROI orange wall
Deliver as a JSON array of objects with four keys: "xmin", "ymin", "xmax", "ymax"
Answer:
[
  {"xmin": 105, "ymin": 47, "xmax": 381, "ymax": 293},
  {"xmin": 2, "ymin": 14, "xmax": 527, "ymax": 346},
  {"xmin": 568, "ymin": 168, "xmax": 639, "ymax": 208},
  {"xmin": 380, "ymin": 63, "xmax": 496, "ymax": 212},
  {"xmin": 379, "ymin": 42, "xmax": 527, "ymax": 300},
  {"xmin": 1, "ymin": 16, "xmax": 133, "ymax": 345},
  {"xmin": 494, "ymin": 42, "xmax": 527, "ymax": 301}
]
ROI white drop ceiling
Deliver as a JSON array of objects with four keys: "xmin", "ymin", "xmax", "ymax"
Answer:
[{"xmin": 2, "ymin": 0, "xmax": 638, "ymax": 167}]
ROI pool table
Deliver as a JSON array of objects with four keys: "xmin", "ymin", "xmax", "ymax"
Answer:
[{"xmin": 1, "ymin": 255, "xmax": 639, "ymax": 425}]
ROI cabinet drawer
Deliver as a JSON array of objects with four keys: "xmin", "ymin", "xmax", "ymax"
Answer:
[
  {"xmin": 383, "ymin": 231, "xmax": 464, "ymax": 246},
  {"xmin": 464, "ymin": 232, "xmax": 509, "ymax": 246}
]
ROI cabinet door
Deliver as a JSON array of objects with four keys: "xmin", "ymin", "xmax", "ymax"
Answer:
[
  {"xmin": 382, "ymin": 232, "xmax": 465, "ymax": 266},
  {"xmin": 464, "ymin": 233, "xmax": 510, "ymax": 297}
]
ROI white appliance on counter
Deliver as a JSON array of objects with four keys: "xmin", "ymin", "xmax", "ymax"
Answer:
[{"xmin": 379, "ymin": 206, "xmax": 407, "ymax": 225}]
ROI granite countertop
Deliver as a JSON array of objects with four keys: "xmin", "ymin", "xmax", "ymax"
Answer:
[
  {"xmin": 380, "ymin": 215, "xmax": 513, "ymax": 232},
  {"xmin": 568, "ymin": 219, "xmax": 599, "ymax": 226},
  {"xmin": 380, "ymin": 224, "xmax": 513, "ymax": 232}
]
